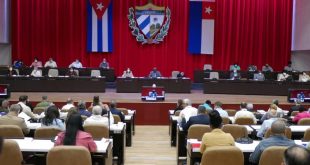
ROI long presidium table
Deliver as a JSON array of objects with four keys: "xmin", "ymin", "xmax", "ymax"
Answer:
[
  {"xmin": 116, "ymin": 77, "xmax": 191, "ymax": 93},
  {"xmin": 0, "ymin": 67, "xmax": 116, "ymax": 82},
  {"xmin": 203, "ymin": 79, "xmax": 310, "ymax": 95},
  {"xmin": 0, "ymin": 76, "xmax": 106, "ymax": 92},
  {"xmin": 11, "ymin": 137, "xmax": 113, "ymax": 165}
]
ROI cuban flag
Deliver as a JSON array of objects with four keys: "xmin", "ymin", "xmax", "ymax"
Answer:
[
  {"xmin": 188, "ymin": 0, "xmax": 216, "ymax": 55},
  {"xmin": 87, "ymin": 0, "xmax": 113, "ymax": 52}
]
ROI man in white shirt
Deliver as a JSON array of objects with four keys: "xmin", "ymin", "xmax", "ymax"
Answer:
[
  {"xmin": 68, "ymin": 59, "xmax": 83, "ymax": 68},
  {"xmin": 17, "ymin": 95, "xmax": 40, "ymax": 120},
  {"xmin": 214, "ymin": 101, "xmax": 228, "ymax": 117},
  {"xmin": 234, "ymin": 102, "xmax": 257, "ymax": 124},
  {"xmin": 44, "ymin": 58, "xmax": 57, "ymax": 68},
  {"xmin": 84, "ymin": 106, "xmax": 109, "ymax": 127},
  {"xmin": 61, "ymin": 98, "xmax": 75, "ymax": 111},
  {"xmin": 178, "ymin": 99, "xmax": 198, "ymax": 123}
]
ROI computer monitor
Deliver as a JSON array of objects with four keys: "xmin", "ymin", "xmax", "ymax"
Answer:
[{"xmin": 287, "ymin": 89, "xmax": 310, "ymax": 103}]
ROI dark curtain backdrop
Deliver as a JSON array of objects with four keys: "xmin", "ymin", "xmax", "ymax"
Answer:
[{"xmin": 11, "ymin": 0, "xmax": 293, "ymax": 78}]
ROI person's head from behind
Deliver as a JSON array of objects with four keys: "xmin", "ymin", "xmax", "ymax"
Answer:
[
  {"xmin": 66, "ymin": 107, "xmax": 78, "ymax": 122},
  {"xmin": 43, "ymin": 106, "xmax": 59, "ymax": 125},
  {"xmin": 64, "ymin": 113, "xmax": 84, "ymax": 145},
  {"xmin": 93, "ymin": 96, "xmax": 100, "ymax": 105},
  {"xmin": 92, "ymin": 106, "xmax": 102, "ymax": 116},
  {"xmin": 77, "ymin": 100, "xmax": 86, "ymax": 110},
  {"xmin": 214, "ymin": 101, "xmax": 222, "ymax": 109},
  {"xmin": 246, "ymin": 103, "xmax": 254, "ymax": 111},
  {"xmin": 110, "ymin": 100, "xmax": 117, "ymax": 109},
  {"xmin": 66, "ymin": 98, "xmax": 73, "ymax": 104},
  {"xmin": 240, "ymin": 102, "xmax": 247, "ymax": 109},
  {"xmin": 9, "ymin": 104, "xmax": 22, "ymax": 115},
  {"xmin": 205, "ymin": 100, "xmax": 211, "ymax": 106},
  {"xmin": 209, "ymin": 110, "xmax": 222, "ymax": 129},
  {"xmin": 271, "ymin": 119, "xmax": 286, "ymax": 136},
  {"xmin": 177, "ymin": 99, "xmax": 184, "ymax": 108},
  {"xmin": 282, "ymin": 145, "xmax": 310, "ymax": 165},
  {"xmin": 42, "ymin": 96, "xmax": 48, "ymax": 101},
  {"xmin": 183, "ymin": 99, "xmax": 191, "ymax": 107},
  {"xmin": 299, "ymin": 106, "xmax": 307, "ymax": 113},
  {"xmin": 1, "ymin": 99, "xmax": 9, "ymax": 108},
  {"xmin": 19, "ymin": 95, "xmax": 28, "ymax": 103},
  {"xmin": 197, "ymin": 106, "xmax": 207, "ymax": 115},
  {"xmin": 272, "ymin": 99, "xmax": 279, "ymax": 106}
]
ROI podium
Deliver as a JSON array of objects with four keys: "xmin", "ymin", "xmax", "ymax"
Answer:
[{"xmin": 141, "ymin": 86, "xmax": 165, "ymax": 101}]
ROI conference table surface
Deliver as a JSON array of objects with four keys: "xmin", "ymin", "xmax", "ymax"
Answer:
[
  {"xmin": 203, "ymin": 79, "xmax": 310, "ymax": 95},
  {"xmin": 116, "ymin": 77, "xmax": 191, "ymax": 93},
  {"xmin": 12, "ymin": 137, "xmax": 111, "ymax": 153},
  {"xmin": 0, "ymin": 76, "xmax": 106, "ymax": 92}
]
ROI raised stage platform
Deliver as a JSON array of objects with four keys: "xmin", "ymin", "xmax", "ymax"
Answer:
[{"xmin": 9, "ymin": 89, "xmax": 310, "ymax": 125}]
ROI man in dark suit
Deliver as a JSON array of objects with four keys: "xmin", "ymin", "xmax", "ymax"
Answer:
[
  {"xmin": 110, "ymin": 100, "xmax": 125, "ymax": 122},
  {"xmin": 181, "ymin": 105, "xmax": 210, "ymax": 132}
]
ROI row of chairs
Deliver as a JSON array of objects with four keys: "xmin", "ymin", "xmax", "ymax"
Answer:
[
  {"xmin": 0, "ymin": 124, "xmax": 111, "ymax": 140},
  {"xmin": 187, "ymin": 124, "xmax": 310, "ymax": 141},
  {"xmin": 175, "ymin": 110, "xmax": 310, "ymax": 125},
  {"xmin": 0, "ymin": 139, "xmax": 93, "ymax": 165},
  {"xmin": 200, "ymin": 145, "xmax": 288, "ymax": 165}
]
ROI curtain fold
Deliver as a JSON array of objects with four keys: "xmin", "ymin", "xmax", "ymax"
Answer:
[{"xmin": 11, "ymin": 0, "xmax": 293, "ymax": 78}]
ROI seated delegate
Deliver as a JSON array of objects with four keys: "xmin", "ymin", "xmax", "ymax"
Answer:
[
  {"xmin": 44, "ymin": 57, "xmax": 57, "ymax": 68},
  {"xmin": 149, "ymin": 67, "xmax": 162, "ymax": 78},
  {"xmin": 122, "ymin": 68, "xmax": 134, "ymax": 78},
  {"xmin": 99, "ymin": 58, "xmax": 109, "ymax": 69},
  {"xmin": 55, "ymin": 113, "xmax": 97, "ymax": 152},
  {"xmin": 68, "ymin": 59, "xmax": 83, "ymax": 68}
]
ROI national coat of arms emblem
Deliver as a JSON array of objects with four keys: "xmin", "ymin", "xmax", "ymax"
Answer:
[{"xmin": 128, "ymin": 0, "xmax": 171, "ymax": 44}]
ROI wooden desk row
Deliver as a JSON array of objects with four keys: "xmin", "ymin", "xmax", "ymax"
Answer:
[
  {"xmin": 169, "ymin": 111, "xmax": 310, "ymax": 164},
  {"xmin": 11, "ymin": 137, "xmax": 113, "ymax": 165},
  {"xmin": 26, "ymin": 111, "xmax": 136, "ymax": 165},
  {"xmin": 186, "ymin": 139, "xmax": 307, "ymax": 165}
]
